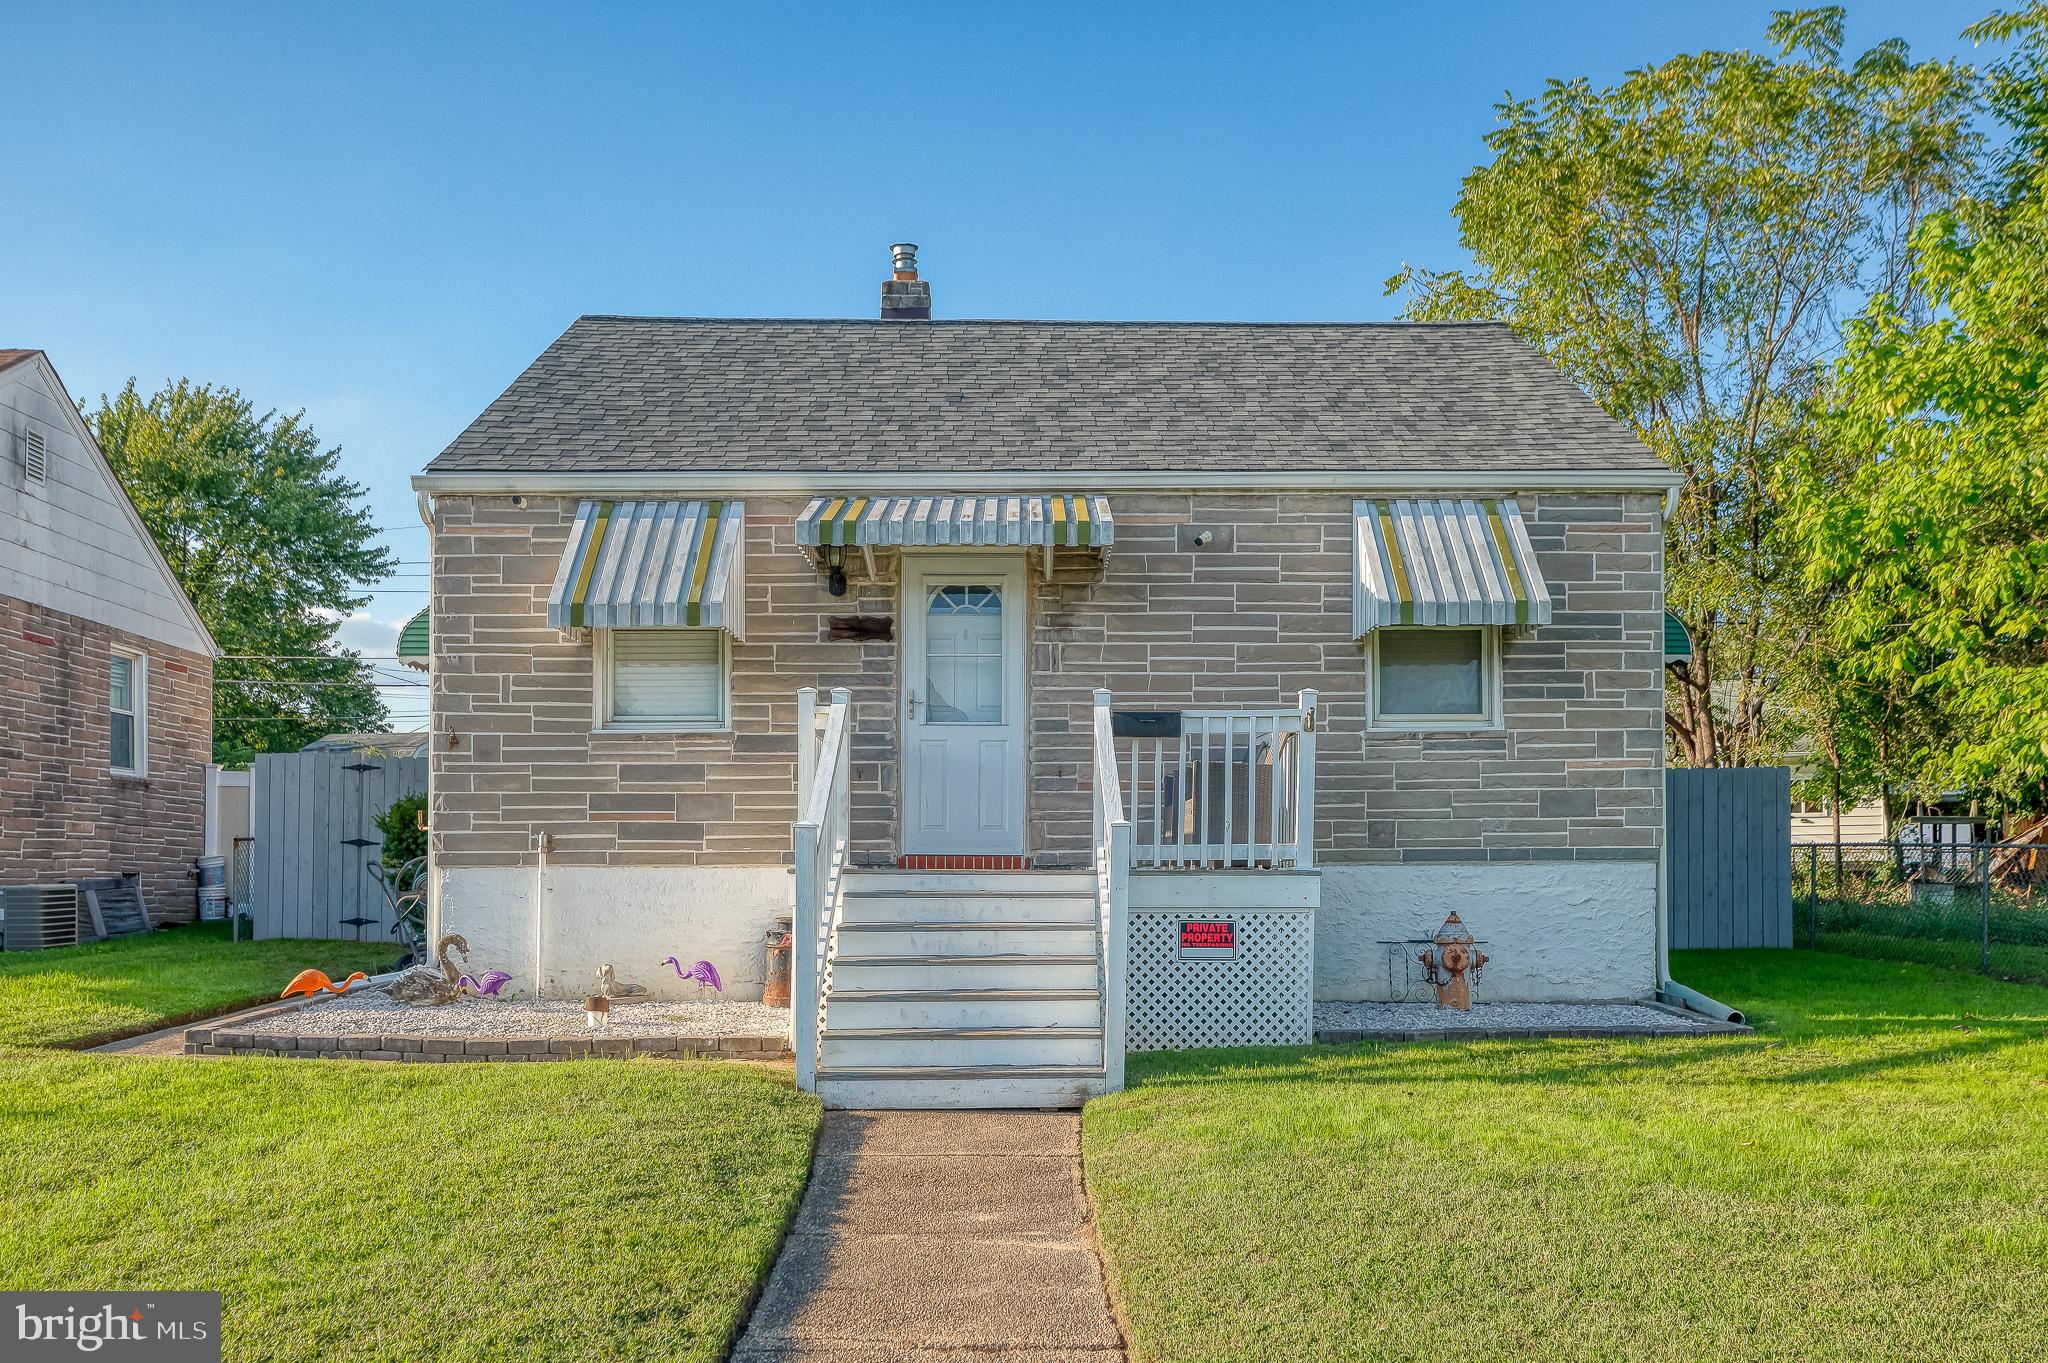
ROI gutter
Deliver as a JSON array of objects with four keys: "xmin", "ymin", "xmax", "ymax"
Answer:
[{"xmin": 410, "ymin": 467, "xmax": 1683, "ymax": 506}]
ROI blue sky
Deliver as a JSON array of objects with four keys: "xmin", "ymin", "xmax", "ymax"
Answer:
[{"xmin": 5, "ymin": 1, "xmax": 1988, "ymax": 729}]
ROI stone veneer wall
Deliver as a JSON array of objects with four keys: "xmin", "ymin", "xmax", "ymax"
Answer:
[
  {"xmin": 428, "ymin": 490, "xmax": 1664, "ymax": 872},
  {"xmin": 0, "ymin": 593, "xmax": 214, "ymax": 921}
]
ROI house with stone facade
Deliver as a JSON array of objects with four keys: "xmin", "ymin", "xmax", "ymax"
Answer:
[
  {"xmin": 413, "ymin": 246, "xmax": 1678, "ymax": 1107},
  {"xmin": 1, "ymin": 349, "xmax": 217, "ymax": 926}
]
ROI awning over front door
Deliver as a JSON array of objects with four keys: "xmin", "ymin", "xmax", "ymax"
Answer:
[
  {"xmin": 796, "ymin": 495, "xmax": 1114, "ymax": 550},
  {"xmin": 546, "ymin": 499, "xmax": 746, "ymax": 636},
  {"xmin": 1352, "ymin": 497, "xmax": 1553, "ymax": 635}
]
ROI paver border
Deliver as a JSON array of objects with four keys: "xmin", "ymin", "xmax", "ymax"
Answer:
[
  {"xmin": 185, "ymin": 1027, "xmax": 792, "ymax": 1061},
  {"xmin": 1314, "ymin": 1018, "xmax": 1751, "ymax": 1044}
]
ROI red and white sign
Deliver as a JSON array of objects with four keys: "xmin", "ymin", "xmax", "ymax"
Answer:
[{"xmin": 1178, "ymin": 919, "xmax": 1236, "ymax": 960}]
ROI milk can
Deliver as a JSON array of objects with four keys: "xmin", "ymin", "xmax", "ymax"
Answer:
[{"xmin": 762, "ymin": 916, "xmax": 794, "ymax": 1007}]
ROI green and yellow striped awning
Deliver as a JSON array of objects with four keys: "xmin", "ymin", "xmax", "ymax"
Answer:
[
  {"xmin": 1352, "ymin": 497, "xmax": 1553, "ymax": 635},
  {"xmin": 796, "ymin": 495, "xmax": 1114, "ymax": 549},
  {"xmin": 546, "ymin": 500, "xmax": 746, "ymax": 637}
]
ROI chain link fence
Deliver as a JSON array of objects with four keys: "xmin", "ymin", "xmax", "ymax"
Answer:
[{"xmin": 1795, "ymin": 840, "xmax": 2048, "ymax": 983}]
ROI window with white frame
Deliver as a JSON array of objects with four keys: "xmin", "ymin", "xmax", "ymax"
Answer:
[
  {"xmin": 109, "ymin": 650, "xmax": 147, "ymax": 774},
  {"xmin": 1370, "ymin": 627, "xmax": 1498, "ymax": 728},
  {"xmin": 600, "ymin": 629, "xmax": 727, "ymax": 730}
]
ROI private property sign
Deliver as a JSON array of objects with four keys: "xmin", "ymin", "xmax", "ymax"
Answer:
[{"xmin": 1178, "ymin": 919, "xmax": 1237, "ymax": 960}]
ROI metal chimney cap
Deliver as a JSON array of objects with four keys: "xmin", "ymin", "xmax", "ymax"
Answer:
[{"xmin": 890, "ymin": 243, "xmax": 919, "ymax": 275}]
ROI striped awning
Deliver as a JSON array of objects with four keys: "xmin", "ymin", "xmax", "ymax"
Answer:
[
  {"xmin": 546, "ymin": 500, "xmax": 746, "ymax": 637},
  {"xmin": 1352, "ymin": 497, "xmax": 1553, "ymax": 635},
  {"xmin": 796, "ymin": 495, "xmax": 1114, "ymax": 549}
]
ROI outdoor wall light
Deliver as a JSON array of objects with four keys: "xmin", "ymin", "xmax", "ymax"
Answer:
[{"xmin": 823, "ymin": 545, "xmax": 849, "ymax": 597}]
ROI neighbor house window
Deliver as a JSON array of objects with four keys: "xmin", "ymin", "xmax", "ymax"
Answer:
[
  {"xmin": 109, "ymin": 650, "xmax": 147, "ymax": 775},
  {"xmin": 600, "ymin": 629, "xmax": 727, "ymax": 730},
  {"xmin": 1371, "ymin": 627, "xmax": 1497, "ymax": 728}
]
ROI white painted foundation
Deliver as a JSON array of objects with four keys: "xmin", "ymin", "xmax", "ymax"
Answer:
[
  {"xmin": 1316, "ymin": 861, "xmax": 1657, "ymax": 1003},
  {"xmin": 434, "ymin": 864, "xmax": 790, "ymax": 1001}
]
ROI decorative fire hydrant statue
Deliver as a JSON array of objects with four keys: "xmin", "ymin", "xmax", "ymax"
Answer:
[{"xmin": 1418, "ymin": 912, "xmax": 1487, "ymax": 1010}]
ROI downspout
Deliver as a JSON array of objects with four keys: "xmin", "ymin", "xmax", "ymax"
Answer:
[
  {"xmin": 1647, "ymin": 477, "xmax": 1741, "ymax": 1023},
  {"xmin": 417, "ymin": 487, "xmax": 441, "ymax": 946},
  {"xmin": 534, "ymin": 831, "xmax": 551, "ymax": 999}
]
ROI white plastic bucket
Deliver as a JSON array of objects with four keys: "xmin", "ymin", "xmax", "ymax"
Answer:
[
  {"xmin": 196, "ymin": 855, "xmax": 228, "ymax": 889},
  {"xmin": 197, "ymin": 886, "xmax": 229, "ymax": 921}
]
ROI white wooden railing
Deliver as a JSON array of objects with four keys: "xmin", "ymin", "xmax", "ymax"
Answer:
[
  {"xmin": 1091, "ymin": 689, "xmax": 1131, "ymax": 1092},
  {"xmin": 791, "ymin": 686, "xmax": 852, "ymax": 1093},
  {"xmin": 1115, "ymin": 689, "xmax": 1319, "ymax": 870}
]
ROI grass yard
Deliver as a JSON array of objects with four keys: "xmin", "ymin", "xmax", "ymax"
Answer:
[
  {"xmin": 0, "ymin": 1049, "xmax": 820, "ymax": 1362},
  {"xmin": 1084, "ymin": 950, "xmax": 2048, "ymax": 1363},
  {"xmin": 0, "ymin": 922, "xmax": 394, "ymax": 1048}
]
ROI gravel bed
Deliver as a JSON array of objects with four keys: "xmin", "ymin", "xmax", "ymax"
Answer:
[
  {"xmin": 1315, "ymin": 999, "xmax": 1730, "ymax": 1037},
  {"xmin": 266, "ymin": 991, "xmax": 790, "ymax": 1040}
]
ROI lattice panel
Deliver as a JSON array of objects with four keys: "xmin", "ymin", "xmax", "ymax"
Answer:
[{"xmin": 1126, "ymin": 911, "xmax": 1314, "ymax": 1050}]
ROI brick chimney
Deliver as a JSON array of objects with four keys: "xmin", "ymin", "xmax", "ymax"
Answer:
[{"xmin": 881, "ymin": 243, "xmax": 931, "ymax": 320}]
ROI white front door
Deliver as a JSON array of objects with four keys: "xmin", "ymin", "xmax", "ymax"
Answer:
[{"xmin": 900, "ymin": 555, "xmax": 1028, "ymax": 855}]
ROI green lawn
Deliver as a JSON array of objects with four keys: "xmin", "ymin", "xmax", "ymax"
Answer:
[
  {"xmin": 0, "ymin": 922, "xmax": 395, "ymax": 1048},
  {"xmin": 0, "ymin": 1049, "xmax": 819, "ymax": 1362},
  {"xmin": 1083, "ymin": 950, "xmax": 2048, "ymax": 1363}
]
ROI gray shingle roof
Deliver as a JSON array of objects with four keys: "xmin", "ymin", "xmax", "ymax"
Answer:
[{"xmin": 425, "ymin": 317, "xmax": 1662, "ymax": 476}]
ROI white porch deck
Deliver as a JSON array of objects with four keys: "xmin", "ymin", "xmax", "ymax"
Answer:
[{"xmin": 790, "ymin": 687, "xmax": 1319, "ymax": 1108}]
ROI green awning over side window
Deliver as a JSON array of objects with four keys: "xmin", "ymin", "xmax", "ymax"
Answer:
[
  {"xmin": 1664, "ymin": 610, "xmax": 1692, "ymax": 662},
  {"xmin": 397, "ymin": 608, "xmax": 430, "ymax": 668}
]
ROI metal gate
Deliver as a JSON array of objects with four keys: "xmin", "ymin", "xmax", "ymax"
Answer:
[
  {"xmin": 1667, "ymin": 766, "xmax": 1793, "ymax": 949},
  {"xmin": 250, "ymin": 749, "xmax": 425, "ymax": 941}
]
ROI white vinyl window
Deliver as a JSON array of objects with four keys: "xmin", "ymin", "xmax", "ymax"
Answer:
[
  {"xmin": 599, "ymin": 629, "xmax": 727, "ymax": 730},
  {"xmin": 110, "ymin": 649, "xmax": 148, "ymax": 775},
  {"xmin": 1370, "ymin": 627, "xmax": 1498, "ymax": 729}
]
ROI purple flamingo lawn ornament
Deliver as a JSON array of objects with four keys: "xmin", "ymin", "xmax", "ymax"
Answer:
[
  {"xmin": 663, "ymin": 957, "xmax": 723, "ymax": 993},
  {"xmin": 457, "ymin": 970, "xmax": 512, "ymax": 997}
]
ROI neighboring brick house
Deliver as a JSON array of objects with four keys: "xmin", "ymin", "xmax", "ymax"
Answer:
[
  {"xmin": 1, "ymin": 350, "xmax": 218, "ymax": 923},
  {"xmin": 414, "ymin": 247, "xmax": 1677, "ymax": 1101}
]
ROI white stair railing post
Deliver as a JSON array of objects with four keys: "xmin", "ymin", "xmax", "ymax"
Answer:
[
  {"xmin": 1294, "ymin": 688, "xmax": 1318, "ymax": 869},
  {"xmin": 796, "ymin": 687, "xmax": 818, "ymax": 803},
  {"xmin": 1092, "ymin": 688, "xmax": 1131, "ymax": 1092},
  {"xmin": 1103, "ymin": 817, "xmax": 1130, "ymax": 1090},
  {"xmin": 789, "ymin": 686, "xmax": 853, "ymax": 1095},
  {"xmin": 790, "ymin": 818, "xmax": 820, "ymax": 1090}
]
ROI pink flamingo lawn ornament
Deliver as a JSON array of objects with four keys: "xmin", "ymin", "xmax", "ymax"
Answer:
[
  {"xmin": 457, "ymin": 971, "xmax": 512, "ymax": 997},
  {"xmin": 663, "ymin": 957, "xmax": 723, "ymax": 994}
]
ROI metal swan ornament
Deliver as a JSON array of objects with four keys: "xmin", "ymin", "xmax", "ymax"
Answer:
[
  {"xmin": 663, "ymin": 957, "xmax": 724, "ymax": 993},
  {"xmin": 280, "ymin": 969, "xmax": 367, "ymax": 999},
  {"xmin": 386, "ymin": 933, "xmax": 470, "ymax": 1005}
]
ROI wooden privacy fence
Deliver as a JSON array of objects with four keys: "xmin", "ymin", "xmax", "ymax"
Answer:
[
  {"xmin": 251, "ymin": 750, "xmax": 425, "ymax": 941},
  {"xmin": 1667, "ymin": 766, "xmax": 1793, "ymax": 949}
]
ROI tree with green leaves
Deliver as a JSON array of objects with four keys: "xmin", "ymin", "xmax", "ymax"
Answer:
[
  {"xmin": 86, "ymin": 380, "xmax": 394, "ymax": 764},
  {"xmin": 1390, "ymin": 7, "xmax": 1980, "ymax": 769},
  {"xmin": 1784, "ymin": 6, "xmax": 2048, "ymax": 810}
]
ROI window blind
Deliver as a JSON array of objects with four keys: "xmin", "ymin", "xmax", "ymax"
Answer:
[
  {"xmin": 609, "ymin": 629, "xmax": 723, "ymax": 725},
  {"xmin": 1376, "ymin": 629, "xmax": 1486, "ymax": 719},
  {"xmin": 109, "ymin": 654, "xmax": 139, "ymax": 770}
]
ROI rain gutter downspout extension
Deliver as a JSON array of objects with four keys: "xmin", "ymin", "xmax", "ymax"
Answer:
[
  {"xmin": 534, "ymin": 831, "xmax": 551, "ymax": 999},
  {"xmin": 1658, "ymin": 978, "xmax": 1745, "ymax": 1025}
]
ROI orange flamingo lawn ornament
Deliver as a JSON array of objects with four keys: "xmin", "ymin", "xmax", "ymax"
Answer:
[{"xmin": 280, "ymin": 969, "xmax": 368, "ymax": 999}]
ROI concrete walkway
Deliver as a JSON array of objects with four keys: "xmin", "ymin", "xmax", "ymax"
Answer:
[
  {"xmin": 733, "ymin": 1110, "xmax": 1126, "ymax": 1363},
  {"xmin": 88, "ymin": 996, "xmax": 316, "ymax": 1056}
]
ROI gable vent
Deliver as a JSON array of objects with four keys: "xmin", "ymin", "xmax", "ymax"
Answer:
[{"xmin": 23, "ymin": 427, "xmax": 47, "ymax": 485}]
